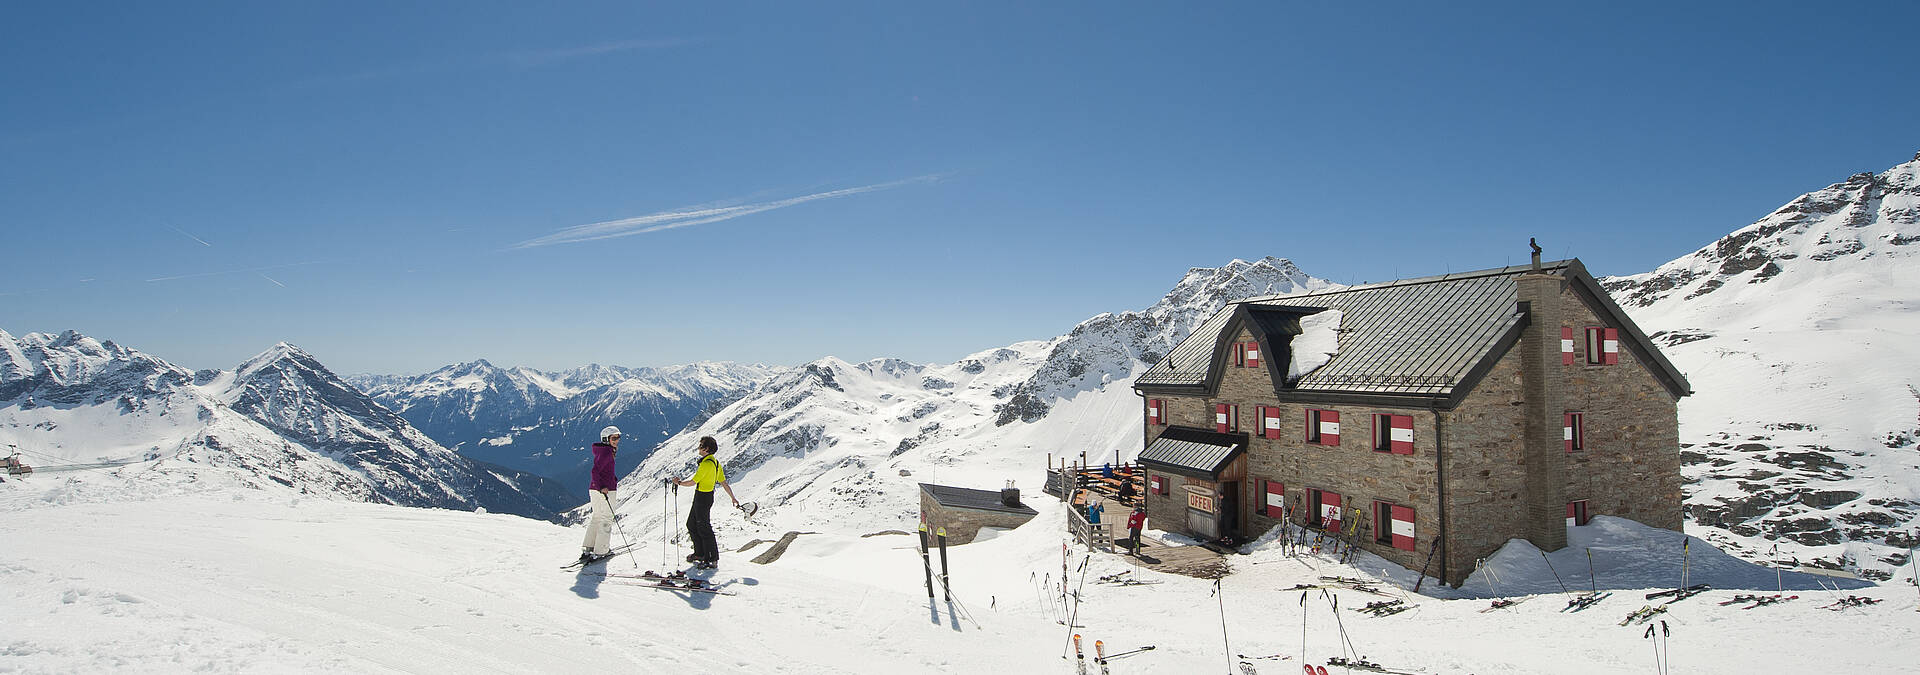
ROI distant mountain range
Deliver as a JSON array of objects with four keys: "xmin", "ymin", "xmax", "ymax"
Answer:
[
  {"xmin": 614, "ymin": 153, "xmax": 1920, "ymax": 582},
  {"xmin": 9, "ymin": 152, "xmax": 1916, "ymax": 581},
  {"xmin": 347, "ymin": 361, "xmax": 781, "ymax": 492},
  {"xmin": 0, "ymin": 333, "xmax": 574, "ymax": 520}
]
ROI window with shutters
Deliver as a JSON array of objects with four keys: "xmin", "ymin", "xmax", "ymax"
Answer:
[
  {"xmin": 1371, "ymin": 414, "xmax": 1414, "ymax": 454},
  {"xmin": 1584, "ymin": 326, "xmax": 1619, "ymax": 365},
  {"xmin": 1227, "ymin": 404, "xmax": 1240, "ymax": 432},
  {"xmin": 1233, "ymin": 341, "xmax": 1247, "ymax": 367},
  {"xmin": 1309, "ymin": 488, "xmax": 1342, "ymax": 531},
  {"xmin": 1565, "ymin": 412, "xmax": 1585, "ymax": 453},
  {"xmin": 1305, "ymin": 408, "xmax": 1339, "ymax": 446},
  {"xmin": 1148, "ymin": 399, "xmax": 1164, "ymax": 426},
  {"xmin": 1567, "ymin": 500, "xmax": 1590, "ymax": 527},
  {"xmin": 1262, "ymin": 480, "xmax": 1285, "ymax": 518}
]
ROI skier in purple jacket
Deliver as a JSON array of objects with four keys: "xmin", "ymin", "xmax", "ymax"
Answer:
[{"xmin": 579, "ymin": 426, "xmax": 622, "ymax": 564}]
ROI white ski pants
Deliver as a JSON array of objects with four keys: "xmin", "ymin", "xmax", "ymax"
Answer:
[{"xmin": 583, "ymin": 490, "xmax": 616, "ymax": 555}]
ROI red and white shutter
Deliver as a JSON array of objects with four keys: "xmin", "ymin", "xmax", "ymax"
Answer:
[
  {"xmin": 1602, "ymin": 328, "xmax": 1620, "ymax": 365},
  {"xmin": 1389, "ymin": 414, "xmax": 1414, "ymax": 454},
  {"xmin": 1216, "ymin": 403, "xmax": 1230, "ymax": 433},
  {"xmin": 1245, "ymin": 341, "xmax": 1261, "ymax": 368},
  {"xmin": 1148, "ymin": 399, "xmax": 1162, "ymax": 426},
  {"xmin": 1150, "ymin": 475, "xmax": 1164, "ymax": 495},
  {"xmin": 1389, "ymin": 505, "xmax": 1416, "ymax": 551},
  {"xmin": 1263, "ymin": 406, "xmax": 1281, "ymax": 439},
  {"xmin": 1561, "ymin": 327, "xmax": 1576, "ymax": 365},
  {"xmin": 1264, "ymin": 481, "xmax": 1284, "ymax": 518},
  {"xmin": 1320, "ymin": 491, "xmax": 1343, "ymax": 530},
  {"xmin": 1564, "ymin": 413, "xmax": 1576, "ymax": 452},
  {"xmin": 1322, "ymin": 411, "xmax": 1341, "ymax": 445}
]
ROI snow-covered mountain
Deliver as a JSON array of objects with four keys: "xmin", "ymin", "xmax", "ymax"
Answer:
[
  {"xmin": 349, "ymin": 360, "xmax": 781, "ymax": 491},
  {"xmin": 0, "ymin": 330, "xmax": 573, "ymax": 520},
  {"xmin": 1602, "ymin": 151, "xmax": 1920, "ymax": 579},
  {"xmin": 613, "ymin": 258, "xmax": 1335, "ymax": 538}
]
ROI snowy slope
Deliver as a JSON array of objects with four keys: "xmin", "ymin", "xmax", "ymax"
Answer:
[
  {"xmin": 3, "ymin": 490, "xmax": 1915, "ymax": 674},
  {"xmin": 610, "ymin": 258, "xmax": 1335, "ymax": 544},
  {"xmin": 1604, "ymin": 152, "xmax": 1920, "ymax": 579},
  {"xmin": 349, "ymin": 360, "xmax": 781, "ymax": 490},
  {"xmin": 0, "ymin": 330, "xmax": 571, "ymax": 520}
]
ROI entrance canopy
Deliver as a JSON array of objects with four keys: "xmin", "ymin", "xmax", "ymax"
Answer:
[{"xmin": 1137, "ymin": 426, "xmax": 1245, "ymax": 481}]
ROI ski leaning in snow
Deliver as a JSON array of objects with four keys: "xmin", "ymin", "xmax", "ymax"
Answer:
[
  {"xmin": 560, "ymin": 542, "xmax": 642, "ymax": 570},
  {"xmin": 1563, "ymin": 592, "xmax": 1611, "ymax": 612}
]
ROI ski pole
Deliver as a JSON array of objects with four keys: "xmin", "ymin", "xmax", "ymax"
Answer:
[
  {"xmin": 1299, "ymin": 590, "xmax": 1309, "ymax": 665},
  {"xmin": 1540, "ymin": 549, "xmax": 1569, "ymax": 594},
  {"xmin": 1660, "ymin": 620, "xmax": 1671, "ymax": 675},
  {"xmin": 1412, "ymin": 536, "xmax": 1440, "ymax": 593},
  {"xmin": 1213, "ymin": 579, "xmax": 1232, "ymax": 675},
  {"xmin": 1587, "ymin": 548, "xmax": 1597, "ymax": 594}
]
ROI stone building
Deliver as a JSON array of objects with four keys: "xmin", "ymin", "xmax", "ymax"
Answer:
[
  {"xmin": 1132, "ymin": 256, "xmax": 1690, "ymax": 586},
  {"xmin": 918, "ymin": 483, "xmax": 1039, "ymax": 545}
]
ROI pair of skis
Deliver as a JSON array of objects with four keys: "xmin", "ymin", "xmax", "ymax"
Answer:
[
  {"xmin": 1351, "ymin": 599, "xmax": 1414, "ymax": 617},
  {"xmin": 1562, "ymin": 591, "xmax": 1611, "ymax": 612},
  {"xmin": 1821, "ymin": 595, "xmax": 1882, "ymax": 610},
  {"xmin": 600, "ymin": 569, "xmax": 736, "ymax": 595},
  {"xmin": 1646, "ymin": 583, "xmax": 1710, "ymax": 604},
  {"xmin": 559, "ymin": 542, "xmax": 642, "ymax": 570},
  {"xmin": 1479, "ymin": 597, "xmax": 1530, "ymax": 613},
  {"xmin": 1619, "ymin": 605, "xmax": 1668, "ymax": 626}
]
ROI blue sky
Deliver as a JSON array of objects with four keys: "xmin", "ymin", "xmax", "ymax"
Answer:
[{"xmin": 3, "ymin": 2, "xmax": 1916, "ymax": 374}]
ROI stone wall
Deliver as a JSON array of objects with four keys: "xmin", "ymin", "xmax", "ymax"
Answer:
[{"xmin": 1558, "ymin": 285, "xmax": 1685, "ymax": 533}]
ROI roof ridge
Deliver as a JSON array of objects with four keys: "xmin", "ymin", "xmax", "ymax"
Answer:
[{"xmin": 1242, "ymin": 259, "xmax": 1576, "ymax": 304}]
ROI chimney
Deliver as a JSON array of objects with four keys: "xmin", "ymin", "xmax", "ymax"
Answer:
[
  {"xmin": 1516, "ymin": 244, "xmax": 1567, "ymax": 552},
  {"xmin": 1001, "ymin": 480, "xmax": 1021, "ymax": 507}
]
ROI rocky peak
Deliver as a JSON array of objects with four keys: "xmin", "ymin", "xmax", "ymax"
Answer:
[{"xmin": 1604, "ymin": 152, "xmax": 1920, "ymax": 308}]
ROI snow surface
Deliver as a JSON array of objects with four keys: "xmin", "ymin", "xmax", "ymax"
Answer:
[
  {"xmin": 3, "ymin": 490, "xmax": 1916, "ymax": 674},
  {"xmin": 1288, "ymin": 309, "xmax": 1342, "ymax": 383}
]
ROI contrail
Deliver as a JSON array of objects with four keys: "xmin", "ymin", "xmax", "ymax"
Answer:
[
  {"xmin": 512, "ymin": 174, "xmax": 947, "ymax": 249},
  {"xmin": 259, "ymin": 274, "xmax": 286, "ymax": 288},
  {"xmin": 146, "ymin": 260, "xmax": 327, "ymax": 283},
  {"xmin": 169, "ymin": 226, "xmax": 213, "ymax": 247}
]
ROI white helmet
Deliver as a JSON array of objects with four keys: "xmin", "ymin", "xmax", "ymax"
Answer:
[{"xmin": 600, "ymin": 426, "xmax": 622, "ymax": 441}]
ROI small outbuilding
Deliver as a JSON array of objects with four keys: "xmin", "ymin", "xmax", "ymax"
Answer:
[{"xmin": 918, "ymin": 482, "xmax": 1039, "ymax": 544}]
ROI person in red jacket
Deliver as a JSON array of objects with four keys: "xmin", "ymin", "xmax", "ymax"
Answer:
[
  {"xmin": 1126, "ymin": 507, "xmax": 1148, "ymax": 557},
  {"xmin": 579, "ymin": 426, "xmax": 622, "ymax": 564}
]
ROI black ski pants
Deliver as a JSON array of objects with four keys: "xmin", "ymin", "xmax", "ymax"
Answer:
[{"xmin": 688, "ymin": 489, "xmax": 718, "ymax": 562}]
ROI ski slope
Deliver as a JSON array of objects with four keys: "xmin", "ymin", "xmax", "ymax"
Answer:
[{"xmin": 3, "ymin": 488, "xmax": 1916, "ymax": 674}]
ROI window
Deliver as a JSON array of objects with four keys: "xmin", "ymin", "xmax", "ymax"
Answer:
[
  {"xmin": 1564, "ymin": 412, "xmax": 1584, "ymax": 452},
  {"xmin": 1371, "ymin": 414, "xmax": 1413, "ymax": 454},
  {"xmin": 1585, "ymin": 327, "xmax": 1620, "ymax": 365},
  {"xmin": 1150, "ymin": 474, "xmax": 1168, "ymax": 496},
  {"xmin": 1567, "ymin": 500, "xmax": 1590, "ymax": 527},
  {"xmin": 1309, "ymin": 488, "xmax": 1342, "ymax": 530},
  {"xmin": 1233, "ymin": 341, "xmax": 1247, "ymax": 367},
  {"xmin": 1375, "ymin": 502, "xmax": 1416, "ymax": 551},
  {"xmin": 1373, "ymin": 501, "xmax": 1394, "ymax": 545},
  {"xmin": 1258, "ymin": 406, "xmax": 1282, "ymax": 439},
  {"xmin": 1148, "ymin": 399, "xmax": 1164, "ymax": 426},
  {"xmin": 1262, "ymin": 480, "xmax": 1285, "ymax": 518},
  {"xmin": 1216, "ymin": 403, "xmax": 1240, "ymax": 433},
  {"xmin": 1305, "ymin": 409, "xmax": 1340, "ymax": 446}
]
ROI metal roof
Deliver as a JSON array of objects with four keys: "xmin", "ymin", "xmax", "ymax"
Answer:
[
  {"xmin": 1137, "ymin": 426, "xmax": 1246, "ymax": 479},
  {"xmin": 1134, "ymin": 258, "xmax": 1691, "ymax": 402},
  {"xmin": 919, "ymin": 483, "xmax": 1039, "ymax": 516}
]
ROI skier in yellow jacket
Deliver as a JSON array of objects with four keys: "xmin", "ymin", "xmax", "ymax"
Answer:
[{"xmin": 673, "ymin": 436, "xmax": 739, "ymax": 569}]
